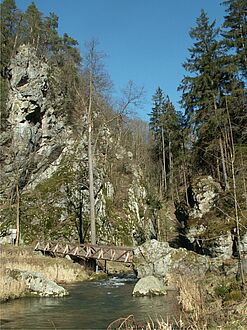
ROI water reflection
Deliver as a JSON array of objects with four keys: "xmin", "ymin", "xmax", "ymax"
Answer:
[{"xmin": 1, "ymin": 276, "xmax": 179, "ymax": 329}]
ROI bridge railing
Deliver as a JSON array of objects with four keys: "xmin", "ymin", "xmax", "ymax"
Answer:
[{"xmin": 34, "ymin": 241, "xmax": 134, "ymax": 263}]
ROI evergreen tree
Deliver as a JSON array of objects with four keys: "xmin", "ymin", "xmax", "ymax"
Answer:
[
  {"xmin": 149, "ymin": 88, "xmax": 182, "ymax": 198},
  {"xmin": 178, "ymin": 10, "xmax": 232, "ymax": 186},
  {"xmin": 179, "ymin": 10, "xmax": 221, "ymax": 124},
  {"xmin": 222, "ymin": 0, "xmax": 247, "ymax": 80},
  {"xmin": 0, "ymin": 0, "xmax": 21, "ymax": 129},
  {"xmin": 43, "ymin": 12, "xmax": 61, "ymax": 57},
  {"xmin": 149, "ymin": 87, "xmax": 164, "ymax": 145},
  {"xmin": 149, "ymin": 87, "xmax": 166, "ymax": 194},
  {"xmin": 221, "ymin": 0, "xmax": 247, "ymax": 145},
  {"xmin": 22, "ymin": 2, "xmax": 43, "ymax": 50},
  {"xmin": 0, "ymin": 0, "xmax": 20, "ymax": 75},
  {"xmin": 161, "ymin": 96, "xmax": 182, "ymax": 200}
]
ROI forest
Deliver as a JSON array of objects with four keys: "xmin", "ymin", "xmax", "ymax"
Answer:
[
  {"xmin": 0, "ymin": 0, "xmax": 247, "ymax": 328},
  {"xmin": 1, "ymin": 0, "xmax": 246, "ymax": 236}
]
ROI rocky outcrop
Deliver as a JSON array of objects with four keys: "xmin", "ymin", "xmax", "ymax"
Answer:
[
  {"xmin": 132, "ymin": 275, "xmax": 166, "ymax": 296},
  {"xmin": 205, "ymin": 231, "xmax": 233, "ymax": 258},
  {"xmin": 188, "ymin": 176, "xmax": 221, "ymax": 219},
  {"xmin": 240, "ymin": 232, "xmax": 247, "ymax": 253},
  {"xmin": 133, "ymin": 239, "xmax": 210, "ymax": 280},
  {"xmin": 186, "ymin": 226, "xmax": 233, "ymax": 259},
  {"xmin": 176, "ymin": 176, "xmax": 237, "ymax": 259},
  {"xmin": 0, "ymin": 45, "xmax": 69, "ymax": 201}
]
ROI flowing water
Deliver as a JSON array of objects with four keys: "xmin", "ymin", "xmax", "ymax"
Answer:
[{"xmin": 1, "ymin": 275, "xmax": 179, "ymax": 329}]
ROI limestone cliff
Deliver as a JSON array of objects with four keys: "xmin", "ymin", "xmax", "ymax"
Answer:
[
  {"xmin": 174, "ymin": 175, "xmax": 247, "ymax": 259},
  {"xmin": 0, "ymin": 45, "xmax": 155, "ymax": 246}
]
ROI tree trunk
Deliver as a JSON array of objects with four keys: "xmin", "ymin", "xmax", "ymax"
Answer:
[
  {"xmin": 216, "ymin": 157, "xmax": 221, "ymax": 183},
  {"xmin": 161, "ymin": 126, "xmax": 167, "ymax": 193},
  {"xmin": 183, "ymin": 165, "xmax": 189, "ymax": 207},
  {"xmin": 226, "ymin": 96, "xmax": 245, "ymax": 289},
  {"xmin": 240, "ymin": 149, "xmax": 247, "ymax": 210},
  {"xmin": 175, "ymin": 179, "xmax": 180, "ymax": 202},
  {"xmin": 168, "ymin": 136, "xmax": 174, "ymax": 201},
  {"xmin": 212, "ymin": 95, "xmax": 229, "ymax": 190},
  {"xmin": 219, "ymin": 137, "xmax": 229, "ymax": 190},
  {"xmin": 182, "ymin": 138, "xmax": 189, "ymax": 207},
  {"xmin": 15, "ymin": 185, "xmax": 20, "ymax": 246},
  {"xmin": 88, "ymin": 64, "xmax": 96, "ymax": 245},
  {"xmin": 88, "ymin": 118, "xmax": 96, "ymax": 244},
  {"xmin": 231, "ymin": 155, "xmax": 245, "ymax": 289},
  {"xmin": 78, "ymin": 201, "xmax": 84, "ymax": 243}
]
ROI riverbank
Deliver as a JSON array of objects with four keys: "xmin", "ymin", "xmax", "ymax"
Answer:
[
  {"xmin": 173, "ymin": 272, "xmax": 247, "ymax": 329},
  {"xmin": 109, "ymin": 272, "xmax": 247, "ymax": 329},
  {"xmin": 130, "ymin": 239, "xmax": 247, "ymax": 329},
  {"xmin": 0, "ymin": 244, "xmax": 89, "ymax": 302}
]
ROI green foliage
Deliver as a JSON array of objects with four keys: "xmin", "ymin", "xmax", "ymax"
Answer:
[
  {"xmin": 148, "ymin": 87, "xmax": 184, "ymax": 199},
  {"xmin": 178, "ymin": 6, "xmax": 246, "ymax": 190},
  {"xmin": 0, "ymin": 0, "xmax": 246, "ymax": 250},
  {"xmin": 215, "ymin": 280, "xmax": 243, "ymax": 302},
  {"xmin": 22, "ymin": 2, "xmax": 43, "ymax": 48},
  {"xmin": 0, "ymin": 0, "xmax": 20, "ymax": 74},
  {"xmin": 179, "ymin": 10, "xmax": 223, "ymax": 135},
  {"xmin": 0, "ymin": 76, "xmax": 9, "ymax": 130},
  {"xmin": 215, "ymin": 282, "xmax": 230, "ymax": 298},
  {"xmin": 146, "ymin": 193, "xmax": 161, "ymax": 210},
  {"xmin": 222, "ymin": 0, "xmax": 247, "ymax": 79}
]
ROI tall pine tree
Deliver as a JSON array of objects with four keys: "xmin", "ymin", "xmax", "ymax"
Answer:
[
  {"xmin": 179, "ymin": 10, "xmax": 231, "ymax": 188},
  {"xmin": 222, "ymin": 0, "xmax": 247, "ymax": 80}
]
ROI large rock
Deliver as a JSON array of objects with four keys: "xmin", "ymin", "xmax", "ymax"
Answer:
[
  {"xmin": 133, "ymin": 239, "xmax": 210, "ymax": 280},
  {"xmin": 19, "ymin": 270, "xmax": 68, "ymax": 297},
  {"xmin": 132, "ymin": 275, "xmax": 166, "ymax": 296}
]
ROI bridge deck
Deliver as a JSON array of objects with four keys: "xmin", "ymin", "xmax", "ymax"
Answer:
[{"xmin": 34, "ymin": 241, "xmax": 134, "ymax": 263}]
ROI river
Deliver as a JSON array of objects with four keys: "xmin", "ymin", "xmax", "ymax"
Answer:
[{"xmin": 1, "ymin": 275, "xmax": 179, "ymax": 329}]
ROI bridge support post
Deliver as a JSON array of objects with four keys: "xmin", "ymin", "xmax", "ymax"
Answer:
[{"xmin": 104, "ymin": 260, "xmax": 107, "ymax": 273}]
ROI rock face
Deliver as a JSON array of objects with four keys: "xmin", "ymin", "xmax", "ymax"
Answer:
[
  {"xmin": 0, "ymin": 45, "xmax": 69, "ymax": 200},
  {"xmin": 240, "ymin": 232, "xmax": 247, "ymax": 254},
  {"xmin": 0, "ymin": 45, "xmax": 155, "ymax": 246},
  {"xmin": 206, "ymin": 231, "xmax": 233, "ymax": 258},
  {"xmin": 133, "ymin": 239, "xmax": 210, "ymax": 280},
  {"xmin": 186, "ymin": 226, "xmax": 233, "ymax": 259},
  {"xmin": 188, "ymin": 176, "xmax": 221, "ymax": 219},
  {"xmin": 132, "ymin": 275, "xmax": 166, "ymax": 296},
  {"xmin": 178, "ymin": 176, "xmax": 237, "ymax": 259}
]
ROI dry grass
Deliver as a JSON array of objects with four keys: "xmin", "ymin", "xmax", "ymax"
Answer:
[
  {"xmin": 0, "ymin": 244, "xmax": 89, "ymax": 301},
  {"xmin": 176, "ymin": 275, "xmax": 209, "ymax": 330},
  {"xmin": 0, "ymin": 268, "xmax": 26, "ymax": 302},
  {"xmin": 108, "ymin": 273, "xmax": 246, "ymax": 329},
  {"xmin": 107, "ymin": 315, "xmax": 181, "ymax": 330},
  {"xmin": 146, "ymin": 318, "xmax": 179, "ymax": 330},
  {"xmin": 173, "ymin": 273, "xmax": 247, "ymax": 330}
]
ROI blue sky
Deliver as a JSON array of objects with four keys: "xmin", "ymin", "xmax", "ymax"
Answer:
[{"xmin": 15, "ymin": 0, "xmax": 226, "ymax": 121}]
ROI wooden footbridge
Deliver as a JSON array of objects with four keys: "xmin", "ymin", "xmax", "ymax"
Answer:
[{"xmin": 34, "ymin": 241, "xmax": 134, "ymax": 270}]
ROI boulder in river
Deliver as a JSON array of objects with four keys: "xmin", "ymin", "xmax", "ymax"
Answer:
[{"xmin": 132, "ymin": 275, "xmax": 167, "ymax": 296}]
